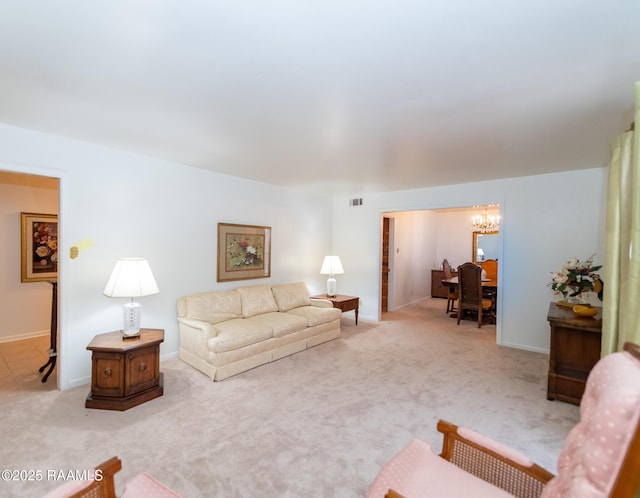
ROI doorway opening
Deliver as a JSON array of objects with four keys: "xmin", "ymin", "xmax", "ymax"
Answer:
[
  {"xmin": 0, "ymin": 169, "xmax": 60, "ymax": 391},
  {"xmin": 379, "ymin": 204, "xmax": 503, "ymax": 341},
  {"xmin": 381, "ymin": 216, "xmax": 391, "ymax": 313}
]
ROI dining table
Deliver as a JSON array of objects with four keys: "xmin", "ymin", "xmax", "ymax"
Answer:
[
  {"xmin": 441, "ymin": 276, "xmax": 498, "ymax": 321},
  {"xmin": 441, "ymin": 276, "xmax": 498, "ymax": 290}
]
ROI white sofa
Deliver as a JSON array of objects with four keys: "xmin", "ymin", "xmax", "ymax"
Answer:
[{"xmin": 177, "ymin": 282, "xmax": 342, "ymax": 381}]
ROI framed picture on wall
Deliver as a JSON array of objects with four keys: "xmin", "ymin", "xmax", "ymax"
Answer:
[
  {"xmin": 217, "ymin": 222, "xmax": 271, "ymax": 282},
  {"xmin": 21, "ymin": 212, "xmax": 58, "ymax": 283}
]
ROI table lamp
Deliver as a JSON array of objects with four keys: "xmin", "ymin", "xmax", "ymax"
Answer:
[
  {"xmin": 320, "ymin": 255, "xmax": 344, "ymax": 297},
  {"xmin": 103, "ymin": 258, "xmax": 159, "ymax": 338}
]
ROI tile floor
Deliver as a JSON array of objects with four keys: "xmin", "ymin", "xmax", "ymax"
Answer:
[{"xmin": 0, "ymin": 335, "xmax": 57, "ymax": 396}]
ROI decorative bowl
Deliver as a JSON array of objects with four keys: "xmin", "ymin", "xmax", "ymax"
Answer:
[{"xmin": 573, "ymin": 305, "xmax": 597, "ymax": 317}]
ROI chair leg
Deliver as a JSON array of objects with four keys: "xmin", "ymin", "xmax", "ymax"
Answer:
[{"xmin": 447, "ymin": 295, "xmax": 457, "ymax": 314}]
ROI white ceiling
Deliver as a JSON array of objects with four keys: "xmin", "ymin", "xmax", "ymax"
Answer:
[{"xmin": 0, "ymin": 1, "xmax": 638, "ymax": 193}]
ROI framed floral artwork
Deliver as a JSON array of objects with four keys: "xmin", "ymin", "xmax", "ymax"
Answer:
[
  {"xmin": 217, "ymin": 223, "xmax": 271, "ymax": 282},
  {"xmin": 21, "ymin": 212, "xmax": 58, "ymax": 283}
]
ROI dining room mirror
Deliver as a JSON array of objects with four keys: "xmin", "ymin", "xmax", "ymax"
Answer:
[{"xmin": 473, "ymin": 231, "xmax": 499, "ymax": 263}]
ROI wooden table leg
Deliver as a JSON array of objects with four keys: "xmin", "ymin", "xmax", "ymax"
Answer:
[{"xmin": 39, "ymin": 281, "xmax": 57, "ymax": 383}]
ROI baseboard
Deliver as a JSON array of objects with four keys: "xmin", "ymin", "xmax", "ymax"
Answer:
[
  {"xmin": 392, "ymin": 297, "xmax": 428, "ymax": 311},
  {"xmin": 68, "ymin": 376, "xmax": 90, "ymax": 389},
  {"xmin": 500, "ymin": 341, "xmax": 549, "ymax": 355},
  {"xmin": 0, "ymin": 330, "xmax": 49, "ymax": 344},
  {"xmin": 161, "ymin": 351, "xmax": 179, "ymax": 361}
]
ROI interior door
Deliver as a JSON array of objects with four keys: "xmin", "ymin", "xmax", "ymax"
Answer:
[{"xmin": 381, "ymin": 217, "xmax": 390, "ymax": 312}]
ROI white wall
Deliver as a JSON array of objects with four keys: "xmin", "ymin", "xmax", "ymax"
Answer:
[
  {"xmin": 333, "ymin": 169, "xmax": 606, "ymax": 352},
  {"xmin": 0, "ymin": 179, "xmax": 59, "ymax": 341},
  {"xmin": 0, "ymin": 123, "xmax": 334, "ymax": 390},
  {"xmin": 385, "ymin": 210, "xmax": 437, "ymax": 308},
  {"xmin": 435, "ymin": 209, "xmax": 497, "ymax": 267},
  {"xmin": 0, "ymin": 119, "xmax": 608, "ymax": 385}
]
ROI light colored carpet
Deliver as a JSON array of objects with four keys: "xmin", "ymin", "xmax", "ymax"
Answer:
[{"xmin": 0, "ymin": 298, "xmax": 579, "ymax": 497}]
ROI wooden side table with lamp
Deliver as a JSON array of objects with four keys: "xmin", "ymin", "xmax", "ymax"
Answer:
[
  {"xmin": 87, "ymin": 258, "xmax": 163, "ymax": 410},
  {"xmin": 85, "ymin": 328, "xmax": 164, "ymax": 411},
  {"xmin": 317, "ymin": 256, "xmax": 359, "ymax": 323}
]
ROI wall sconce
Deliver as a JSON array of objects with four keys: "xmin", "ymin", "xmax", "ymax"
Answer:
[{"xmin": 69, "ymin": 237, "xmax": 95, "ymax": 259}]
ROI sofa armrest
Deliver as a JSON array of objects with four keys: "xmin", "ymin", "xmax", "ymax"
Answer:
[
  {"xmin": 437, "ymin": 419, "xmax": 553, "ymax": 497},
  {"xmin": 177, "ymin": 317, "xmax": 218, "ymax": 340},
  {"xmin": 310, "ymin": 298, "xmax": 333, "ymax": 308}
]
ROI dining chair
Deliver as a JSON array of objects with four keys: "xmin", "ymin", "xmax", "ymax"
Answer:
[
  {"xmin": 442, "ymin": 259, "xmax": 457, "ymax": 314},
  {"xmin": 480, "ymin": 259, "xmax": 498, "ymax": 312},
  {"xmin": 481, "ymin": 259, "xmax": 498, "ymax": 281},
  {"xmin": 368, "ymin": 341, "xmax": 640, "ymax": 498},
  {"xmin": 456, "ymin": 262, "xmax": 492, "ymax": 328}
]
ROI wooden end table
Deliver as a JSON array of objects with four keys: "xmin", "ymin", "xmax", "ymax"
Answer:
[
  {"xmin": 313, "ymin": 294, "xmax": 360, "ymax": 324},
  {"xmin": 85, "ymin": 328, "xmax": 164, "ymax": 411}
]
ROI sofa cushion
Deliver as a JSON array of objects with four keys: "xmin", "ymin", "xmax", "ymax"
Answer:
[
  {"xmin": 285, "ymin": 306, "xmax": 342, "ymax": 327},
  {"xmin": 210, "ymin": 318, "xmax": 273, "ymax": 353},
  {"xmin": 271, "ymin": 282, "xmax": 311, "ymax": 312},
  {"xmin": 186, "ymin": 290, "xmax": 241, "ymax": 324},
  {"xmin": 237, "ymin": 284, "xmax": 279, "ymax": 318},
  {"xmin": 255, "ymin": 312, "xmax": 308, "ymax": 338}
]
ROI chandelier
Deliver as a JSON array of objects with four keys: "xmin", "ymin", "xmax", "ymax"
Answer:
[{"xmin": 472, "ymin": 206, "xmax": 500, "ymax": 233}]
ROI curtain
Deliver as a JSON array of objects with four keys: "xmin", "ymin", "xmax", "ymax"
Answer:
[{"xmin": 602, "ymin": 82, "xmax": 640, "ymax": 354}]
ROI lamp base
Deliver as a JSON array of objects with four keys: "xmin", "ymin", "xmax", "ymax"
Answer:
[
  {"xmin": 122, "ymin": 301, "xmax": 142, "ymax": 338},
  {"xmin": 326, "ymin": 276, "xmax": 337, "ymax": 297}
]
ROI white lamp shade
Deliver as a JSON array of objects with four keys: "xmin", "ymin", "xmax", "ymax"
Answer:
[
  {"xmin": 320, "ymin": 256, "xmax": 344, "ymax": 275},
  {"xmin": 103, "ymin": 258, "xmax": 159, "ymax": 298}
]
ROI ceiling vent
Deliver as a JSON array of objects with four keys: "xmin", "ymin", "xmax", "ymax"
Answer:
[{"xmin": 349, "ymin": 197, "xmax": 363, "ymax": 207}]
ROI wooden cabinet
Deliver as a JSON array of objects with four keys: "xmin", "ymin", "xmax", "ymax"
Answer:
[
  {"xmin": 546, "ymin": 303, "xmax": 601, "ymax": 405},
  {"xmin": 86, "ymin": 328, "xmax": 164, "ymax": 411},
  {"xmin": 431, "ymin": 269, "xmax": 457, "ymax": 298}
]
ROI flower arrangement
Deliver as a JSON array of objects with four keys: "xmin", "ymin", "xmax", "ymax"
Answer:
[
  {"xmin": 549, "ymin": 254, "xmax": 603, "ymax": 301},
  {"xmin": 228, "ymin": 237, "xmax": 263, "ymax": 268},
  {"xmin": 32, "ymin": 221, "xmax": 58, "ymax": 270}
]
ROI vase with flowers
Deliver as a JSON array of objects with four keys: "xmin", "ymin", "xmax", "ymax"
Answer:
[{"xmin": 549, "ymin": 254, "xmax": 603, "ymax": 305}]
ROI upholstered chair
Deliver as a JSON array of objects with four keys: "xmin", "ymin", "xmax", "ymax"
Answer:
[
  {"xmin": 368, "ymin": 342, "xmax": 640, "ymax": 498},
  {"xmin": 43, "ymin": 456, "xmax": 181, "ymax": 498}
]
